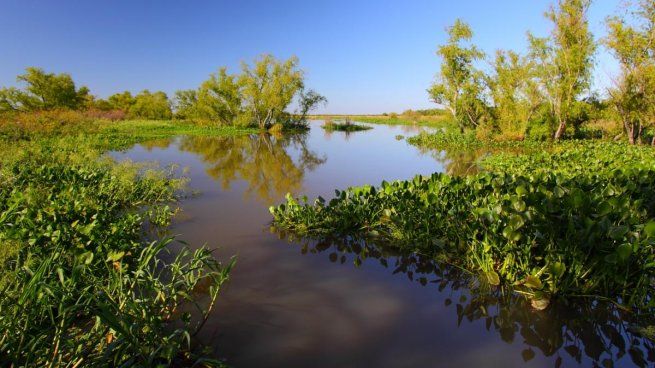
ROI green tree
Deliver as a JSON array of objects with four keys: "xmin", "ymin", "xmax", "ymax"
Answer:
[
  {"xmin": 488, "ymin": 50, "xmax": 541, "ymax": 139},
  {"xmin": 429, "ymin": 19, "xmax": 488, "ymax": 133},
  {"xmin": 128, "ymin": 90, "xmax": 172, "ymax": 120},
  {"xmin": 287, "ymin": 89, "xmax": 327, "ymax": 128},
  {"xmin": 529, "ymin": 0, "xmax": 596, "ymax": 140},
  {"xmin": 0, "ymin": 67, "xmax": 89, "ymax": 112},
  {"xmin": 107, "ymin": 91, "xmax": 136, "ymax": 111},
  {"xmin": 174, "ymin": 55, "xmax": 325, "ymax": 129},
  {"xmin": 605, "ymin": 0, "xmax": 655, "ymax": 145},
  {"xmin": 238, "ymin": 55, "xmax": 306, "ymax": 129},
  {"xmin": 197, "ymin": 67, "xmax": 243, "ymax": 125},
  {"xmin": 173, "ymin": 89, "xmax": 198, "ymax": 119}
]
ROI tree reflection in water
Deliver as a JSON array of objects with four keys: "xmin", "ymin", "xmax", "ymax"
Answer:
[
  {"xmin": 273, "ymin": 232, "xmax": 655, "ymax": 367},
  {"xmin": 179, "ymin": 132, "xmax": 326, "ymax": 203}
]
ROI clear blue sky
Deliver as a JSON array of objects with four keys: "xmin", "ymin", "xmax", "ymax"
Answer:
[{"xmin": 0, "ymin": 0, "xmax": 623, "ymax": 114}]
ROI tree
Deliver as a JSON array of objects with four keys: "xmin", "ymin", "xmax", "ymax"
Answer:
[
  {"xmin": 605, "ymin": 0, "xmax": 655, "ymax": 145},
  {"xmin": 0, "ymin": 67, "xmax": 89, "ymax": 112},
  {"xmin": 128, "ymin": 90, "xmax": 172, "ymax": 120},
  {"xmin": 108, "ymin": 91, "xmax": 136, "ymax": 112},
  {"xmin": 238, "ymin": 55, "xmax": 306, "ymax": 129},
  {"xmin": 488, "ymin": 50, "xmax": 541, "ymax": 139},
  {"xmin": 174, "ymin": 55, "xmax": 325, "ymax": 129},
  {"xmin": 429, "ymin": 19, "xmax": 488, "ymax": 133},
  {"xmin": 287, "ymin": 89, "xmax": 327, "ymax": 128},
  {"xmin": 530, "ymin": 0, "xmax": 596, "ymax": 140},
  {"xmin": 173, "ymin": 89, "xmax": 198, "ymax": 119},
  {"xmin": 196, "ymin": 67, "xmax": 243, "ymax": 125}
]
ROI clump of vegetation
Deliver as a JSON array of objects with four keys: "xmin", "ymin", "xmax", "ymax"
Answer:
[
  {"xmin": 0, "ymin": 68, "xmax": 174, "ymax": 121},
  {"xmin": 175, "ymin": 54, "xmax": 326, "ymax": 130},
  {"xmin": 91, "ymin": 89, "xmax": 174, "ymax": 120},
  {"xmin": 0, "ymin": 118, "xmax": 237, "ymax": 364},
  {"xmin": 325, "ymin": 109, "xmax": 454, "ymax": 128},
  {"xmin": 271, "ymin": 142, "xmax": 655, "ymax": 311},
  {"xmin": 0, "ymin": 67, "xmax": 91, "ymax": 112},
  {"xmin": 321, "ymin": 118, "xmax": 372, "ymax": 132}
]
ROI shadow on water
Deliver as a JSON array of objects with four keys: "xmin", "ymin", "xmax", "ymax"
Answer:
[{"xmin": 274, "ymin": 231, "xmax": 655, "ymax": 368}]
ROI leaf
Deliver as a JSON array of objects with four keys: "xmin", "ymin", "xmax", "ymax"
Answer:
[
  {"xmin": 515, "ymin": 185, "xmax": 528, "ymax": 196},
  {"xmin": 106, "ymin": 251, "xmax": 125, "ymax": 262},
  {"xmin": 531, "ymin": 298, "xmax": 550, "ymax": 310},
  {"xmin": 550, "ymin": 262, "xmax": 566, "ymax": 279},
  {"xmin": 616, "ymin": 243, "xmax": 632, "ymax": 261},
  {"xmin": 524, "ymin": 275, "xmax": 543, "ymax": 289},
  {"xmin": 644, "ymin": 221, "xmax": 655, "ymax": 238},
  {"xmin": 609, "ymin": 225, "xmax": 628, "ymax": 240},
  {"xmin": 486, "ymin": 270, "xmax": 500, "ymax": 286}
]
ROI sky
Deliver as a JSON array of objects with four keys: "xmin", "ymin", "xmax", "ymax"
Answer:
[{"xmin": 0, "ymin": 0, "xmax": 626, "ymax": 114}]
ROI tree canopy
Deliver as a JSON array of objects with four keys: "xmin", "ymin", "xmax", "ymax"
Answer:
[
  {"xmin": 0, "ymin": 67, "xmax": 90, "ymax": 112},
  {"xmin": 175, "ymin": 55, "xmax": 325, "ymax": 129}
]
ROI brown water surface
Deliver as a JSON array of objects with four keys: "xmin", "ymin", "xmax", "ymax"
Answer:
[{"xmin": 112, "ymin": 121, "xmax": 654, "ymax": 368}]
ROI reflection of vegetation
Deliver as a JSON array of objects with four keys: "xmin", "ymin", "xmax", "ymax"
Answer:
[
  {"xmin": 274, "ymin": 234, "xmax": 655, "ymax": 367},
  {"xmin": 179, "ymin": 133, "xmax": 325, "ymax": 203}
]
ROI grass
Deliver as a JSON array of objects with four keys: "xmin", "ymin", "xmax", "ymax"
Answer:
[
  {"xmin": 271, "ymin": 140, "xmax": 655, "ymax": 313},
  {"xmin": 0, "ymin": 116, "xmax": 245, "ymax": 366},
  {"xmin": 311, "ymin": 113, "xmax": 455, "ymax": 129},
  {"xmin": 321, "ymin": 119, "xmax": 372, "ymax": 132}
]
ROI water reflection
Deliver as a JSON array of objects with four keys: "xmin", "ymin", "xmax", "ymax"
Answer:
[
  {"xmin": 177, "ymin": 133, "xmax": 326, "ymax": 203},
  {"xmin": 275, "ymin": 233, "xmax": 655, "ymax": 368}
]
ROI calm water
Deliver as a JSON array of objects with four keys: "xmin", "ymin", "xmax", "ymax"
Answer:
[{"xmin": 112, "ymin": 122, "xmax": 654, "ymax": 368}]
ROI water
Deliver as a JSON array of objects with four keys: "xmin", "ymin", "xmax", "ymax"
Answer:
[{"xmin": 112, "ymin": 121, "xmax": 654, "ymax": 368}]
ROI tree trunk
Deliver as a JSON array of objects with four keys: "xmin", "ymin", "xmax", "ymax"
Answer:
[
  {"xmin": 554, "ymin": 121, "xmax": 566, "ymax": 140},
  {"xmin": 651, "ymin": 134, "xmax": 655, "ymax": 146}
]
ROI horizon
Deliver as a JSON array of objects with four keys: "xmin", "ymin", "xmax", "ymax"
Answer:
[{"xmin": 1, "ymin": 0, "xmax": 624, "ymax": 114}]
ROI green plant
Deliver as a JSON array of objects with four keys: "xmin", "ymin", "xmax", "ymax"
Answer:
[
  {"xmin": 271, "ymin": 141, "xmax": 655, "ymax": 311},
  {"xmin": 0, "ymin": 125, "xmax": 237, "ymax": 366}
]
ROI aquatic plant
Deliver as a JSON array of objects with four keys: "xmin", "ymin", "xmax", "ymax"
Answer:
[
  {"xmin": 271, "ymin": 142, "xmax": 655, "ymax": 311},
  {"xmin": 0, "ymin": 132, "xmax": 235, "ymax": 365},
  {"xmin": 321, "ymin": 119, "xmax": 372, "ymax": 133}
]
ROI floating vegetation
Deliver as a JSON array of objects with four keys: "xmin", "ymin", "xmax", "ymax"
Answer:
[
  {"xmin": 271, "ymin": 141, "xmax": 655, "ymax": 312},
  {"xmin": 321, "ymin": 118, "xmax": 372, "ymax": 133}
]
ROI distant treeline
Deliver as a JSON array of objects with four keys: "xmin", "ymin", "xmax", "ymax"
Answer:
[
  {"xmin": 0, "ymin": 55, "xmax": 325, "ymax": 129},
  {"xmin": 431, "ymin": 0, "xmax": 655, "ymax": 145}
]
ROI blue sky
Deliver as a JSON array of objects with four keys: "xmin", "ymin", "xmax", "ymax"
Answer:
[{"xmin": 0, "ymin": 0, "xmax": 624, "ymax": 114}]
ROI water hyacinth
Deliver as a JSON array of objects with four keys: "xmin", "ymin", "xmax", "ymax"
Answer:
[
  {"xmin": 271, "ymin": 143, "xmax": 655, "ymax": 312},
  {"xmin": 0, "ymin": 140, "xmax": 234, "ymax": 366}
]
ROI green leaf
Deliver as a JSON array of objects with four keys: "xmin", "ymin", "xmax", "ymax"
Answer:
[
  {"xmin": 644, "ymin": 221, "xmax": 655, "ymax": 238},
  {"xmin": 550, "ymin": 262, "xmax": 566, "ymax": 279},
  {"xmin": 524, "ymin": 275, "xmax": 543, "ymax": 289},
  {"xmin": 616, "ymin": 243, "xmax": 632, "ymax": 261},
  {"xmin": 107, "ymin": 251, "xmax": 125, "ymax": 262},
  {"xmin": 486, "ymin": 270, "xmax": 500, "ymax": 286}
]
